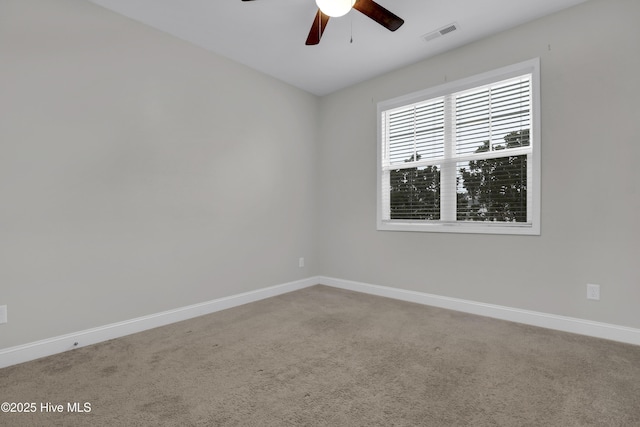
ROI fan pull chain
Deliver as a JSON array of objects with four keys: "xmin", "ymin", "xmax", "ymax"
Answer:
[{"xmin": 350, "ymin": 13, "xmax": 353, "ymax": 43}]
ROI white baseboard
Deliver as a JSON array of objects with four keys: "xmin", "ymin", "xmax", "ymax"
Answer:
[
  {"xmin": 318, "ymin": 276, "xmax": 640, "ymax": 346},
  {"xmin": 0, "ymin": 276, "xmax": 320, "ymax": 369},
  {"xmin": 2, "ymin": 275, "xmax": 638, "ymax": 369}
]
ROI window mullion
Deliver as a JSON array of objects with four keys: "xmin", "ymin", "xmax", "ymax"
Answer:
[{"xmin": 441, "ymin": 94, "xmax": 457, "ymax": 222}]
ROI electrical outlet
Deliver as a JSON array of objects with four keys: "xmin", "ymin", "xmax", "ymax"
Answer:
[
  {"xmin": 299, "ymin": 257, "xmax": 305, "ymax": 268},
  {"xmin": 0, "ymin": 305, "xmax": 7, "ymax": 324},
  {"xmin": 587, "ymin": 284, "xmax": 600, "ymax": 300}
]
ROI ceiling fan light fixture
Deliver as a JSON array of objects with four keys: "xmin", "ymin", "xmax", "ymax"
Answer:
[{"xmin": 315, "ymin": 0, "xmax": 356, "ymax": 18}]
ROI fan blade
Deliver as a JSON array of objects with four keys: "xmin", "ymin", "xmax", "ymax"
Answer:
[
  {"xmin": 305, "ymin": 9, "xmax": 330, "ymax": 45},
  {"xmin": 353, "ymin": 0, "xmax": 404, "ymax": 31}
]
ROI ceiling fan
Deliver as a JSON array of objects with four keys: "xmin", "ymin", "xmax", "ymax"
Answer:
[{"xmin": 241, "ymin": 0, "xmax": 404, "ymax": 45}]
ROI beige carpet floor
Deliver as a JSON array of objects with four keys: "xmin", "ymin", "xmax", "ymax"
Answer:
[{"xmin": 1, "ymin": 285, "xmax": 640, "ymax": 426}]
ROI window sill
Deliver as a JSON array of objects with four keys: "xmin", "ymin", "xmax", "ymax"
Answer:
[{"xmin": 377, "ymin": 220, "xmax": 540, "ymax": 236}]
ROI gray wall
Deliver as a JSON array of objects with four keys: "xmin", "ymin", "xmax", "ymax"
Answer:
[
  {"xmin": 0, "ymin": 0, "xmax": 319, "ymax": 348},
  {"xmin": 317, "ymin": 0, "xmax": 640, "ymax": 329}
]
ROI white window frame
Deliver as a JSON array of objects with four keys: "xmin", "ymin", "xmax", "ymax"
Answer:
[{"xmin": 377, "ymin": 58, "xmax": 541, "ymax": 235}]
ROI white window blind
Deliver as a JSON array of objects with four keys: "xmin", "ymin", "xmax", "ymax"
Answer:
[
  {"xmin": 387, "ymin": 98, "xmax": 444, "ymax": 165},
  {"xmin": 377, "ymin": 59, "xmax": 540, "ymax": 235}
]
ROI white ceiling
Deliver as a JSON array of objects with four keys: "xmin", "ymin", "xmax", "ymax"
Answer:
[{"xmin": 87, "ymin": 0, "xmax": 588, "ymax": 96}]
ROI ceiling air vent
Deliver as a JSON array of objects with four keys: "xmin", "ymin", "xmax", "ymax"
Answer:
[{"xmin": 421, "ymin": 22, "xmax": 459, "ymax": 43}]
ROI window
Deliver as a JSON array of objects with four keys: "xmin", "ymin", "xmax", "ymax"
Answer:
[{"xmin": 377, "ymin": 59, "xmax": 540, "ymax": 235}]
